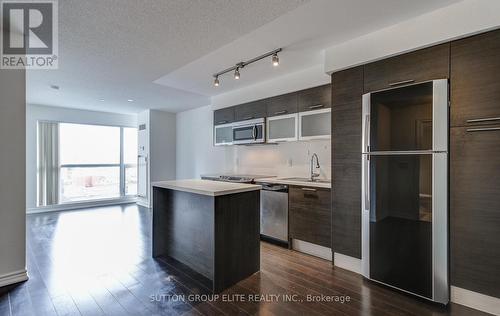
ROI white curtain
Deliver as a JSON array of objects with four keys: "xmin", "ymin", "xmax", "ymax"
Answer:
[{"xmin": 38, "ymin": 121, "xmax": 59, "ymax": 206}]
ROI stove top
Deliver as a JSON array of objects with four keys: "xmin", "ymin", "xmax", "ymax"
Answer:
[{"xmin": 201, "ymin": 174, "xmax": 274, "ymax": 184}]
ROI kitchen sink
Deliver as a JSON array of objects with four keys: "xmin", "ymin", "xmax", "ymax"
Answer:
[{"xmin": 281, "ymin": 177, "xmax": 331, "ymax": 184}]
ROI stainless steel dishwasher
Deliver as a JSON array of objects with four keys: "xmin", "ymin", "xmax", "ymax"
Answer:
[{"xmin": 260, "ymin": 183, "xmax": 288, "ymax": 245}]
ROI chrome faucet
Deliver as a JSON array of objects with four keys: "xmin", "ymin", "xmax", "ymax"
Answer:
[{"xmin": 310, "ymin": 153, "xmax": 320, "ymax": 182}]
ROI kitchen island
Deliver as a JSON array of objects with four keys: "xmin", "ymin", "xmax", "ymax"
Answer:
[{"xmin": 152, "ymin": 179, "xmax": 261, "ymax": 293}]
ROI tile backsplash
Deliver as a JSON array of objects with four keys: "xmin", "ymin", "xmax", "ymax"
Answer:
[{"xmin": 232, "ymin": 139, "xmax": 331, "ymax": 179}]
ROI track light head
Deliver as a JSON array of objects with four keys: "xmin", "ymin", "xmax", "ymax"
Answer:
[
  {"xmin": 234, "ymin": 67, "xmax": 240, "ymax": 80},
  {"xmin": 214, "ymin": 76, "xmax": 219, "ymax": 87},
  {"xmin": 272, "ymin": 53, "xmax": 279, "ymax": 67}
]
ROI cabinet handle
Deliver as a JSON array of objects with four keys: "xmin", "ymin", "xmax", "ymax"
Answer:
[
  {"xmin": 388, "ymin": 79, "xmax": 414, "ymax": 87},
  {"xmin": 466, "ymin": 117, "xmax": 500, "ymax": 124},
  {"xmin": 301, "ymin": 188, "xmax": 317, "ymax": 192},
  {"xmin": 309, "ymin": 104, "xmax": 324, "ymax": 109},
  {"xmin": 217, "ymin": 120, "xmax": 228, "ymax": 124},
  {"xmin": 274, "ymin": 110, "xmax": 287, "ymax": 115},
  {"xmin": 244, "ymin": 116, "xmax": 254, "ymax": 120},
  {"xmin": 466, "ymin": 127, "xmax": 500, "ymax": 132}
]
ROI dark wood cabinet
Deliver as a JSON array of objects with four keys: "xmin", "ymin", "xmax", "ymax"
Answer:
[
  {"xmin": 267, "ymin": 92, "xmax": 298, "ymax": 117},
  {"xmin": 331, "ymin": 67, "xmax": 363, "ymax": 259},
  {"xmin": 451, "ymin": 29, "xmax": 500, "ymax": 127},
  {"xmin": 364, "ymin": 44, "xmax": 450, "ymax": 92},
  {"xmin": 450, "ymin": 126, "xmax": 500, "ymax": 298},
  {"xmin": 298, "ymin": 84, "xmax": 332, "ymax": 112},
  {"xmin": 289, "ymin": 186, "xmax": 331, "ymax": 248},
  {"xmin": 234, "ymin": 100, "xmax": 267, "ymax": 122},
  {"xmin": 213, "ymin": 107, "xmax": 235, "ymax": 125}
]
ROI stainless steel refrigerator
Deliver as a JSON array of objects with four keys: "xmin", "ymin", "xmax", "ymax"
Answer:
[{"xmin": 361, "ymin": 79, "xmax": 449, "ymax": 304}]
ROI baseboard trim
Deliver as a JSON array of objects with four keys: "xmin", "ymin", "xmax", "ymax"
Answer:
[
  {"xmin": 292, "ymin": 239, "xmax": 332, "ymax": 261},
  {"xmin": 333, "ymin": 252, "xmax": 362, "ymax": 274},
  {"xmin": 27, "ymin": 198, "xmax": 137, "ymax": 214},
  {"xmin": 451, "ymin": 286, "xmax": 500, "ymax": 316},
  {"xmin": 0, "ymin": 269, "xmax": 28, "ymax": 288}
]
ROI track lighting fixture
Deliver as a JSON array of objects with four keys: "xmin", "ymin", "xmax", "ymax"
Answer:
[
  {"xmin": 212, "ymin": 48, "xmax": 282, "ymax": 86},
  {"xmin": 272, "ymin": 53, "xmax": 279, "ymax": 66}
]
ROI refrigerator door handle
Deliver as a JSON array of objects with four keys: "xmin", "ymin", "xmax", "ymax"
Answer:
[{"xmin": 362, "ymin": 93, "xmax": 371, "ymax": 153}]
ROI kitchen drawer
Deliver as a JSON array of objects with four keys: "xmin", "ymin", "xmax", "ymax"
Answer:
[
  {"xmin": 298, "ymin": 84, "xmax": 332, "ymax": 112},
  {"xmin": 267, "ymin": 92, "xmax": 298, "ymax": 116},
  {"xmin": 234, "ymin": 100, "xmax": 267, "ymax": 122},
  {"xmin": 214, "ymin": 107, "xmax": 235, "ymax": 125},
  {"xmin": 451, "ymin": 29, "xmax": 500, "ymax": 127},
  {"xmin": 450, "ymin": 126, "xmax": 500, "ymax": 298},
  {"xmin": 364, "ymin": 43, "xmax": 449, "ymax": 92},
  {"xmin": 289, "ymin": 186, "xmax": 331, "ymax": 248}
]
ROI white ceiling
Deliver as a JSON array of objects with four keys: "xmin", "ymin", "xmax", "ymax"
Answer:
[{"xmin": 27, "ymin": 0, "xmax": 461, "ymax": 114}]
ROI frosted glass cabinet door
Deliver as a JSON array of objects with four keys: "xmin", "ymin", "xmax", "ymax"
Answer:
[
  {"xmin": 299, "ymin": 108, "xmax": 331, "ymax": 140},
  {"xmin": 267, "ymin": 113, "xmax": 298, "ymax": 142},
  {"xmin": 214, "ymin": 123, "xmax": 233, "ymax": 146}
]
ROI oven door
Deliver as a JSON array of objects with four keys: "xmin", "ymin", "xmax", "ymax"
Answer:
[{"xmin": 233, "ymin": 118, "xmax": 265, "ymax": 144}]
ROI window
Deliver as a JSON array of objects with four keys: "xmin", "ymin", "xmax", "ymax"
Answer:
[{"xmin": 57, "ymin": 123, "xmax": 137, "ymax": 203}]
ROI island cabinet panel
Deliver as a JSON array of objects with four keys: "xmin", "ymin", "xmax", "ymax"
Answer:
[
  {"xmin": 234, "ymin": 100, "xmax": 267, "ymax": 122},
  {"xmin": 213, "ymin": 191, "xmax": 260, "ymax": 292},
  {"xmin": 152, "ymin": 188, "xmax": 215, "ymax": 279},
  {"xmin": 298, "ymin": 84, "xmax": 332, "ymax": 112},
  {"xmin": 451, "ymin": 29, "xmax": 500, "ymax": 127},
  {"xmin": 153, "ymin": 187, "xmax": 260, "ymax": 293},
  {"xmin": 450, "ymin": 114, "xmax": 500, "ymax": 298},
  {"xmin": 363, "ymin": 43, "xmax": 450, "ymax": 92},
  {"xmin": 289, "ymin": 186, "xmax": 331, "ymax": 248},
  {"xmin": 214, "ymin": 107, "xmax": 235, "ymax": 125},
  {"xmin": 331, "ymin": 66, "xmax": 363, "ymax": 259},
  {"xmin": 267, "ymin": 92, "xmax": 298, "ymax": 116}
]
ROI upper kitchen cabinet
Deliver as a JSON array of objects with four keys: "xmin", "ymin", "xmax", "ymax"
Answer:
[
  {"xmin": 451, "ymin": 29, "xmax": 500, "ymax": 127},
  {"xmin": 214, "ymin": 107, "xmax": 235, "ymax": 125},
  {"xmin": 364, "ymin": 44, "xmax": 450, "ymax": 92},
  {"xmin": 267, "ymin": 92, "xmax": 298, "ymax": 117},
  {"xmin": 298, "ymin": 84, "xmax": 332, "ymax": 112},
  {"xmin": 234, "ymin": 100, "xmax": 267, "ymax": 122}
]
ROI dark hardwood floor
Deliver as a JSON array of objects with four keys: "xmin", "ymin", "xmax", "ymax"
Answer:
[{"xmin": 0, "ymin": 204, "xmax": 487, "ymax": 315}]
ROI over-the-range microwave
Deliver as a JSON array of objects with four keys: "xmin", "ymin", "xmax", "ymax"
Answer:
[{"xmin": 213, "ymin": 118, "xmax": 266, "ymax": 146}]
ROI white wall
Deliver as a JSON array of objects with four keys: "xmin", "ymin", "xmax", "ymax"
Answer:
[
  {"xmin": 324, "ymin": 0, "xmax": 500, "ymax": 73},
  {"xmin": 176, "ymin": 105, "xmax": 235, "ymax": 179},
  {"xmin": 176, "ymin": 66, "xmax": 331, "ymax": 180},
  {"xmin": 149, "ymin": 110, "xmax": 176, "ymax": 183},
  {"xmin": 26, "ymin": 104, "xmax": 137, "ymax": 210},
  {"xmin": 0, "ymin": 69, "xmax": 27, "ymax": 286}
]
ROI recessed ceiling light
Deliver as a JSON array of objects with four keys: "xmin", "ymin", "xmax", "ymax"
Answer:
[
  {"xmin": 99, "ymin": 99, "xmax": 105, "ymax": 102},
  {"xmin": 127, "ymin": 99, "xmax": 134, "ymax": 102},
  {"xmin": 50, "ymin": 84, "xmax": 60, "ymax": 90}
]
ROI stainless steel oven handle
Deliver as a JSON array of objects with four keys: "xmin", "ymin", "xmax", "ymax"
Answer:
[
  {"xmin": 309, "ymin": 104, "xmax": 324, "ymax": 109},
  {"xmin": 252, "ymin": 125, "xmax": 257, "ymax": 140},
  {"xmin": 301, "ymin": 188, "xmax": 317, "ymax": 192}
]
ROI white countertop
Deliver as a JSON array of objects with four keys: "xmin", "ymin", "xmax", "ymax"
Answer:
[
  {"xmin": 152, "ymin": 179, "xmax": 262, "ymax": 197},
  {"xmin": 257, "ymin": 177, "xmax": 331, "ymax": 189}
]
